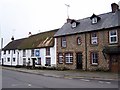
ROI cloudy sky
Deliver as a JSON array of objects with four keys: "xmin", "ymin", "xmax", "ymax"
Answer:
[{"xmin": 0, "ymin": 0, "xmax": 120, "ymax": 47}]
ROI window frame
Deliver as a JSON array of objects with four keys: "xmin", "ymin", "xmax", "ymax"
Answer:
[
  {"xmin": 58, "ymin": 53, "xmax": 63, "ymax": 64},
  {"xmin": 61, "ymin": 37, "xmax": 67, "ymax": 48},
  {"xmin": 7, "ymin": 58, "xmax": 10, "ymax": 62},
  {"xmin": 77, "ymin": 37, "xmax": 81, "ymax": 45},
  {"xmin": 46, "ymin": 48, "xmax": 50, "ymax": 56},
  {"xmin": 91, "ymin": 32, "xmax": 98, "ymax": 45},
  {"xmin": 31, "ymin": 49, "xmax": 34, "ymax": 57},
  {"xmin": 13, "ymin": 58, "xmax": 15, "ymax": 62},
  {"xmin": 45, "ymin": 57, "xmax": 51, "ymax": 66},
  {"xmin": 4, "ymin": 50, "xmax": 6, "ymax": 54},
  {"xmin": 109, "ymin": 30, "xmax": 118, "ymax": 44},
  {"xmin": 92, "ymin": 17, "xmax": 97, "ymax": 24},
  {"xmin": 23, "ymin": 50, "xmax": 26, "ymax": 57},
  {"xmin": 65, "ymin": 53, "xmax": 73, "ymax": 64},
  {"xmin": 91, "ymin": 52, "xmax": 98, "ymax": 65},
  {"xmin": 71, "ymin": 22, "xmax": 77, "ymax": 28}
]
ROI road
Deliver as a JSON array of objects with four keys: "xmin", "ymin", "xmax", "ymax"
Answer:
[{"xmin": 2, "ymin": 69, "xmax": 118, "ymax": 88}]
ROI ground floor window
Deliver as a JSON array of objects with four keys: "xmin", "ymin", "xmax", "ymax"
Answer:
[
  {"xmin": 7, "ymin": 58, "xmax": 10, "ymax": 62},
  {"xmin": 37, "ymin": 58, "xmax": 41, "ymax": 65},
  {"xmin": 65, "ymin": 53, "xmax": 73, "ymax": 64},
  {"xmin": 58, "ymin": 53, "xmax": 63, "ymax": 64},
  {"xmin": 23, "ymin": 58, "xmax": 26, "ymax": 66},
  {"xmin": 45, "ymin": 57, "xmax": 51, "ymax": 66},
  {"xmin": 13, "ymin": 58, "xmax": 15, "ymax": 62},
  {"xmin": 91, "ymin": 52, "xmax": 98, "ymax": 65}
]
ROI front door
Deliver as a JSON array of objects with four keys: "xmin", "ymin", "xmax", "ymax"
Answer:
[
  {"xmin": 76, "ymin": 53, "xmax": 82, "ymax": 69},
  {"xmin": 32, "ymin": 58, "xmax": 36, "ymax": 68},
  {"xmin": 110, "ymin": 54, "xmax": 120, "ymax": 72}
]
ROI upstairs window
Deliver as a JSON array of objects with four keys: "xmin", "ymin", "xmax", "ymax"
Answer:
[
  {"xmin": 4, "ymin": 50, "xmax": 6, "ymax": 54},
  {"xmin": 71, "ymin": 22, "xmax": 77, "ymax": 28},
  {"xmin": 23, "ymin": 50, "xmax": 26, "ymax": 57},
  {"xmin": 13, "ymin": 50, "xmax": 15, "ymax": 54},
  {"xmin": 90, "ymin": 14, "xmax": 101, "ymax": 24},
  {"xmin": 109, "ymin": 30, "xmax": 118, "ymax": 44},
  {"xmin": 77, "ymin": 37, "xmax": 81, "ymax": 45},
  {"xmin": 61, "ymin": 37, "xmax": 67, "ymax": 48},
  {"xmin": 46, "ymin": 48, "xmax": 50, "ymax": 56},
  {"xmin": 91, "ymin": 32, "xmax": 98, "ymax": 45},
  {"xmin": 31, "ymin": 49, "xmax": 34, "ymax": 57},
  {"xmin": 92, "ymin": 17, "xmax": 97, "ymax": 24},
  {"xmin": 8, "ymin": 50, "xmax": 10, "ymax": 54}
]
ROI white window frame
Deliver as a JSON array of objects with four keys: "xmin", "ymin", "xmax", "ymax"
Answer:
[
  {"xmin": 109, "ymin": 30, "xmax": 118, "ymax": 44},
  {"xmin": 91, "ymin": 52, "xmax": 98, "ymax": 65},
  {"xmin": 91, "ymin": 33, "xmax": 98, "ymax": 44},
  {"xmin": 58, "ymin": 53, "xmax": 63, "ymax": 64},
  {"xmin": 65, "ymin": 53, "xmax": 73, "ymax": 64},
  {"xmin": 77, "ymin": 37, "xmax": 81, "ymax": 45},
  {"xmin": 72, "ymin": 22, "xmax": 76, "ymax": 28},
  {"xmin": 23, "ymin": 50, "xmax": 26, "ymax": 57},
  {"xmin": 92, "ymin": 17, "xmax": 97, "ymax": 24}
]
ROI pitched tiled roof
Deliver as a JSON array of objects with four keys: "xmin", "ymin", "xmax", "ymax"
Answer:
[
  {"xmin": 18, "ymin": 29, "xmax": 58, "ymax": 49},
  {"xmin": 2, "ymin": 38, "xmax": 26, "ymax": 50},
  {"xmin": 54, "ymin": 11, "xmax": 120, "ymax": 37}
]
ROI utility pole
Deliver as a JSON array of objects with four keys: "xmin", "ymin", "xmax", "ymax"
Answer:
[{"xmin": 65, "ymin": 4, "xmax": 70, "ymax": 19}]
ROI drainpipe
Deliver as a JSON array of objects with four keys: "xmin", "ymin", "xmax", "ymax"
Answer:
[{"xmin": 85, "ymin": 33, "xmax": 87, "ymax": 71}]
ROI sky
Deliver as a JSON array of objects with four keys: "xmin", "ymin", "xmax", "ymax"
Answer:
[{"xmin": 0, "ymin": 0, "xmax": 120, "ymax": 48}]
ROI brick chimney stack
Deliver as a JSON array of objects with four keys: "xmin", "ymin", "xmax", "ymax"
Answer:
[
  {"xmin": 111, "ymin": 3, "xmax": 119, "ymax": 13},
  {"xmin": 67, "ymin": 18, "xmax": 72, "ymax": 23}
]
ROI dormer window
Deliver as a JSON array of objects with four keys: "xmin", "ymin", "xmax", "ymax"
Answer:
[
  {"xmin": 70, "ymin": 19, "xmax": 80, "ymax": 28},
  {"xmin": 92, "ymin": 17, "xmax": 97, "ymax": 24},
  {"xmin": 90, "ymin": 14, "xmax": 101, "ymax": 24},
  {"xmin": 72, "ymin": 22, "xmax": 76, "ymax": 28}
]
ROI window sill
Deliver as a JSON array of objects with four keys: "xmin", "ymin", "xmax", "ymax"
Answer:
[
  {"xmin": 91, "ymin": 64, "xmax": 98, "ymax": 66},
  {"xmin": 65, "ymin": 63, "xmax": 73, "ymax": 65}
]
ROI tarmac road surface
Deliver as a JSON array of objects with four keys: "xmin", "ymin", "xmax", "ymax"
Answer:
[{"xmin": 2, "ymin": 69, "xmax": 119, "ymax": 88}]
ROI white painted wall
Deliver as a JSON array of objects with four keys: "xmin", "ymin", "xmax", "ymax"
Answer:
[{"xmin": 0, "ymin": 39, "xmax": 57, "ymax": 67}]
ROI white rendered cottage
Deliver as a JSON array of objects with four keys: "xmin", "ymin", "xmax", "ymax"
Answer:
[{"xmin": 1, "ymin": 29, "xmax": 58, "ymax": 68}]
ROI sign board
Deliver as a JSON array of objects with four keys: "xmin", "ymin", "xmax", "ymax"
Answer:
[{"xmin": 35, "ymin": 49, "xmax": 40, "ymax": 57}]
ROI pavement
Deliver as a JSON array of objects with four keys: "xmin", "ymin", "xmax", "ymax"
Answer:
[{"xmin": 1, "ymin": 66, "xmax": 119, "ymax": 81}]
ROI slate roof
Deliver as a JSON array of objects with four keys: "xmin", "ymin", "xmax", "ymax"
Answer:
[
  {"xmin": 18, "ymin": 29, "xmax": 58, "ymax": 49},
  {"xmin": 54, "ymin": 11, "xmax": 120, "ymax": 37},
  {"xmin": 2, "ymin": 38, "xmax": 26, "ymax": 50}
]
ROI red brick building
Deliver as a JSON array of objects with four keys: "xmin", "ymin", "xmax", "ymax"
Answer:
[{"xmin": 54, "ymin": 3, "xmax": 120, "ymax": 72}]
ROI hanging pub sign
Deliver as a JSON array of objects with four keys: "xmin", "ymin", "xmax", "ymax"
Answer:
[{"xmin": 35, "ymin": 49, "xmax": 40, "ymax": 57}]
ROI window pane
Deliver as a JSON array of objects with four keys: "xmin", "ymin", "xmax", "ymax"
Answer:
[
  {"xmin": 62, "ymin": 37, "xmax": 66, "ymax": 47},
  {"xmin": 110, "ymin": 31, "xmax": 116, "ymax": 36},
  {"xmin": 111, "ymin": 37, "xmax": 116, "ymax": 42},
  {"xmin": 92, "ymin": 52, "xmax": 98, "ymax": 64}
]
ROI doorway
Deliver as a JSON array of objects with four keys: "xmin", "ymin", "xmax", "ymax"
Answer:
[{"xmin": 76, "ymin": 53, "xmax": 82, "ymax": 69}]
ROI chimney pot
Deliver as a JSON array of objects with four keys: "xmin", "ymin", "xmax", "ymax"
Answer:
[
  {"xmin": 67, "ymin": 18, "xmax": 72, "ymax": 23},
  {"xmin": 111, "ymin": 3, "xmax": 119, "ymax": 13}
]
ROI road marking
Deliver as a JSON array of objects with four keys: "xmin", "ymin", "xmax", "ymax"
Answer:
[
  {"xmin": 98, "ymin": 81, "xmax": 104, "ymax": 83},
  {"xmin": 105, "ymin": 82, "xmax": 111, "ymax": 84},
  {"xmin": 81, "ymin": 79, "xmax": 90, "ymax": 82},
  {"xmin": 98, "ymin": 81, "xmax": 111, "ymax": 84}
]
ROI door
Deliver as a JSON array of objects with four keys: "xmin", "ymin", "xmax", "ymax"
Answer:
[
  {"xmin": 2, "ymin": 58, "xmax": 4, "ymax": 65},
  {"xmin": 32, "ymin": 58, "xmax": 36, "ymax": 68},
  {"xmin": 110, "ymin": 54, "xmax": 120, "ymax": 72},
  {"xmin": 76, "ymin": 53, "xmax": 82, "ymax": 69}
]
